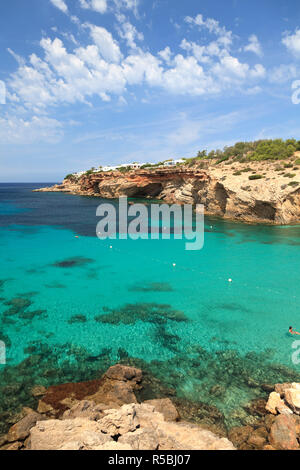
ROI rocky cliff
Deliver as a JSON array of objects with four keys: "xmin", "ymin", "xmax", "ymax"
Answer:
[{"xmin": 35, "ymin": 157, "xmax": 300, "ymax": 225}]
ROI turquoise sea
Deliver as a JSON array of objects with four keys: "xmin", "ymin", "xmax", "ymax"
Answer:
[{"xmin": 1, "ymin": 183, "xmax": 300, "ymax": 432}]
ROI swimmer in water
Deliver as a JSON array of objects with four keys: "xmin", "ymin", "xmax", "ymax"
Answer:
[{"xmin": 289, "ymin": 326, "xmax": 300, "ymax": 336}]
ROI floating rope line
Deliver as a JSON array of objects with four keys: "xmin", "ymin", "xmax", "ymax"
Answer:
[{"xmin": 101, "ymin": 240, "xmax": 299, "ymax": 301}]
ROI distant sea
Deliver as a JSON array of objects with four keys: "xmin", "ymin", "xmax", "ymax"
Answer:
[{"xmin": 1, "ymin": 182, "xmax": 300, "ymax": 432}]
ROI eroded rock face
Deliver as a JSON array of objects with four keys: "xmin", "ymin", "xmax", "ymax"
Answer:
[
  {"xmin": 37, "ymin": 364, "xmax": 143, "ymax": 416},
  {"xmin": 27, "ymin": 403, "xmax": 235, "ymax": 451},
  {"xmin": 6, "ymin": 411, "xmax": 44, "ymax": 443},
  {"xmin": 34, "ymin": 163, "xmax": 300, "ymax": 225},
  {"xmin": 30, "ymin": 418, "xmax": 114, "ymax": 451}
]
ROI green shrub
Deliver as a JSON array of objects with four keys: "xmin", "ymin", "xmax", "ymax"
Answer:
[
  {"xmin": 249, "ymin": 174, "xmax": 264, "ymax": 180},
  {"xmin": 242, "ymin": 167, "xmax": 252, "ymax": 172},
  {"xmin": 288, "ymin": 181, "xmax": 299, "ymax": 187},
  {"xmin": 216, "ymin": 156, "xmax": 230, "ymax": 164},
  {"xmin": 295, "ymin": 158, "xmax": 300, "ymax": 165},
  {"xmin": 233, "ymin": 171, "xmax": 242, "ymax": 176},
  {"xmin": 284, "ymin": 173, "xmax": 296, "ymax": 178}
]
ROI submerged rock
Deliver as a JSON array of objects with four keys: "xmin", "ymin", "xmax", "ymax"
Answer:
[
  {"xmin": 95, "ymin": 302, "xmax": 187, "ymax": 325},
  {"xmin": 53, "ymin": 257, "xmax": 94, "ymax": 268}
]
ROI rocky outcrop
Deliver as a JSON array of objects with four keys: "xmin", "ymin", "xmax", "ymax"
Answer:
[
  {"xmin": 0, "ymin": 364, "xmax": 235, "ymax": 451},
  {"xmin": 2, "ymin": 367, "xmax": 300, "ymax": 451},
  {"xmin": 25, "ymin": 403, "xmax": 236, "ymax": 451},
  {"xmin": 36, "ymin": 364, "xmax": 143, "ymax": 417},
  {"xmin": 35, "ymin": 158, "xmax": 300, "ymax": 224}
]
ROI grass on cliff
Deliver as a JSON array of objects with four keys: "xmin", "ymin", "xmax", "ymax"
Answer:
[{"xmin": 187, "ymin": 139, "xmax": 300, "ymax": 166}]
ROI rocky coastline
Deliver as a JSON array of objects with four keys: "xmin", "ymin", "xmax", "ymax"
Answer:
[
  {"xmin": 1, "ymin": 364, "xmax": 300, "ymax": 451},
  {"xmin": 35, "ymin": 156, "xmax": 300, "ymax": 225}
]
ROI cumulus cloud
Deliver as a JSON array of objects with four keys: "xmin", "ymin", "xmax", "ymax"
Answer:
[
  {"xmin": 269, "ymin": 64, "xmax": 299, "ymax": 83},
  {"xmin": 79, "ymin": 0, "xmax": 107, "ymax": 14},
  {"xmin": 0, "ymin": 114, "xmax": 63, "ymax": 144},
  {"xmin": 244, "ymin": 35, "xmax": 263, "ymax": 56},
  {"xmin": 116, "ymin": 14, "xmax": 144, "ymax": 50},
  {"xmin": 185, "ymin": 13, "xmax": 233, "ymax": 49},
  {"xmin": 6, "ymin": 13, "xmax": 266, "ymax": 119},
  {"xmin": 79, "ymin": 0, "xmax": 139, "ymax": 15},
  {"xmin": 87, "ymin": 24, "xmax": 123, "ymax": 62},
  {"xmin": 282, "ymin": 29, "xmax": 300, "ymax": 57},
  {"xmin": 49, "ymin": 0, "xmax": 68, "ymax": 14}
]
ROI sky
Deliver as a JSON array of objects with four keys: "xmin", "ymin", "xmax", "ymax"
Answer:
[{"xmin": 1, "ymin": 0, "xmax": 300, "ymax": 181}]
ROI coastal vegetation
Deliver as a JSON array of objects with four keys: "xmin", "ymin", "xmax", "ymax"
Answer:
[
  {"xmin": 190, "ymin": 139, "xmax": 300, "ymax": 165},
  {"xmin": 64, "ymin": 139, "xmax": 300, "ymax": 181}
]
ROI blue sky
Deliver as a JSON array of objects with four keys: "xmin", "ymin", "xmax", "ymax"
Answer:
[{"xmin": 1, "ymin": 0, "xmax": 300, "ymax": 181}]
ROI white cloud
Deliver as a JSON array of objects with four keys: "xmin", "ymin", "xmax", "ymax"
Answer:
[
  {"xmin": 0, "ymin": 114, "xmax": 63, "ymax": 144},
  {"xmin": 244, "ymin": 35, "xmax": 263, "ymax": 57},
  {"xmin": 79, "ymin": 0, "xmax": 107, "ymax": 14},
  {"xmin": 79, "ymin": 0, "xmax": 139, "ymax": 15},
  {"xmin": 87, "ymin": 24, "xmax": 123, "ymax": 62},
  {"xmin": 6, "ymin": 13, "xmax": 267, "ymax": 118},
  {"xmin": 116, "ymin": 14, "xmax": 144, "ymax": 50},
  {"xmin": 158, "ymin": 46, "xmax": 172, "ymax": 64},
  {"xmin": 269, "ymin": 64, "xmax": 299, "ymax": 83},
  {"xmin": 49, "ymin": 0, "xmax": 68, "ymax": 14},
  {"xmin": 185, "ymin": 14, "xmax": 233, "ymax": 49},
  {"xmin": 282, "ymin": 29, "xmax": 300, "ymax": 57}
]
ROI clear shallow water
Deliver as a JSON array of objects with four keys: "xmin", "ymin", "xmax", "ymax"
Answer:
[{"xmin": 1, "ymin": 183, "xmax": 300, "ymax": 431}]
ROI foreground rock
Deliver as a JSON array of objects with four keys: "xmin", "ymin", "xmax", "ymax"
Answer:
[
  {"xmin": 36, "ymin": 364, "xmax": 143, "ymax": 417},
  {"xmin": 28, "ymin": 403, "xmax": 235, "ymax": 451},
  {"xmin": 35, "ymin": 155, "xmax": 300, "ymax": 225},
  {"xmin": 2, "ymin": 366, "xmax": 300, "ymax": 451},
  {"xmin": 269, "ymin": 415, "xmax": 299, "ymax": 450}
]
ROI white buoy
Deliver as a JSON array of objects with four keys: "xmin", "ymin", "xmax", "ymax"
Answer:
[
  {"xmin": 228, "ymin": 278, "xmax": 233, "ymax": 283},
  {"xmin": 110, "ymin": 246, "xmax": 113, "ymax": 249},
  {"xmin": 173, "ymin": 263, "xmax": 176, "ymax": 267}
]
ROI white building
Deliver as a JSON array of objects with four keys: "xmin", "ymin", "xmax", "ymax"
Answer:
[{"xmin": 163, "ymin": 159, "xmax": 185, "ymax": 167}]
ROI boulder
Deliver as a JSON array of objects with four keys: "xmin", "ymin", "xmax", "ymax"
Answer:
[
  {"xmin": 269, "ymin": 414, "xmax": 299, "ymax": 450},
  {"xmin": 30, "ymin": 418, "xmax": 113, "ymax": 451},
  {"xmin": 265, "ymin": 392, "xmax": 286, "ymax": 415},
  {"xmin": 274, "ymin": 383, "xmax": 293, "ymax": 397},
  {"xmin": 7, "ymin": 411, "xmax": 44, "ymax": 443},
  {"xmin": 1, "ymin": 441, "xmax": 23, "ymax": 451},
  {"xmin": 37, "ymin": 364, "xmax": 143, "ymax": 416},
  {"xmin": 284, "ymin": 387, "xmax": 300, "ymax": 415},
  {"xmin": 104, "ymin": 364, "xmax": 142, "ymax": 384},
  {"xmin": 31, "ymin": 385, "xmax": 47, "ymax": 398},
  {"xmin": 228, "ymin": 426, "xmax": 253, "ymax": 448},
  {"xmin": 62, "ymin": 400, "xmax": 108, "ymax": 421},
  {"xmin": 144, "ymin": 399, "xmax": 179, "ymax": 422},
  {"xmin": 119, "ymin": 428, "xmax": 160, "ymax": 450},
  {"xmin": 98, "ymin": 404, "xmax": 139, "ymax": 436},
  {"xmin": 28, "ymin": 402, "xmax": 235, "ymax": 451},
  {"xmin": 247, "ymin": 427, "xmax": 268, "ymax": 449}
]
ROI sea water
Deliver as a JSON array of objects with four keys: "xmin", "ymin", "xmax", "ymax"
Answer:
[{"xmin": 0, "ymin": 183, "xmax": 300, "ymax": 431}]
